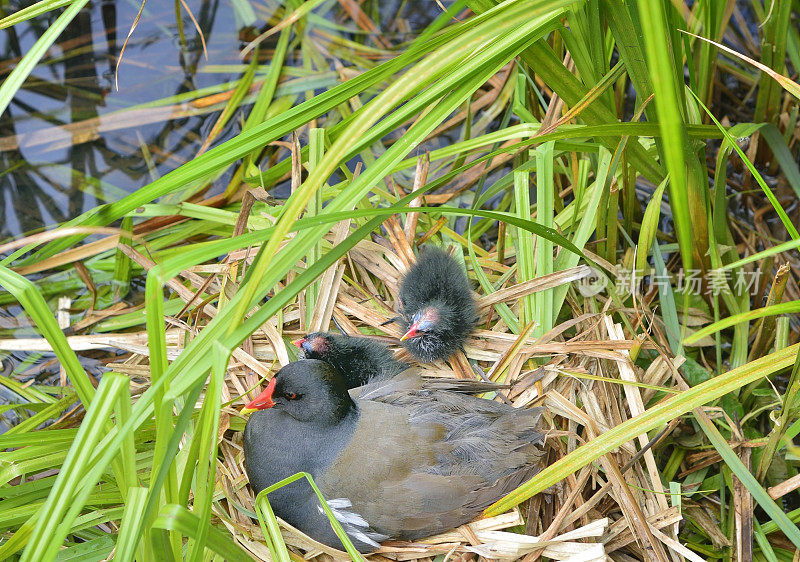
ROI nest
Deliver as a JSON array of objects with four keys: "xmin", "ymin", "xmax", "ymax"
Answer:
[{"xmin": 91, "ymin": 218, "xmax": 695, "ymax": 562}]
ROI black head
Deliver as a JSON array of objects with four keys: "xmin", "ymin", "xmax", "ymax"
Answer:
[
  {"xmin": 399, "ymin": 298, "xmax": 471, "ymax": 362},
  {"xmin": 399, "ymin": 300, "xmax": 455, "ymax": 341},
  {"xmin": 243, "ymin": 360, "xmax": 355, "ymax": 425},
  {"xmin": 294, "ymin": 332, "xmax": 334, "ymax": 360}
]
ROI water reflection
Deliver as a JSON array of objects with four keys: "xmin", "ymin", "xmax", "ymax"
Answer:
[
  {"xmin": 0, "ymin": 0, "xmax": 446, "ymax": 239},
  {"xmin": 1, "ymin": 0, "xmax": 240, "ymax": 238}
]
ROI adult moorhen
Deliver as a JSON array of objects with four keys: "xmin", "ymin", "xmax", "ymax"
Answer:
[
  {"xmin": 242, "ymin": 360, "xmax": 543, "ymax": 553},
  {"xmin": 397, "ymin": 246, "xmax": 477, "ymax": 362},
  {"xmin": 294, "ymin": 331, "xmax": 502, "ymax": 393}
]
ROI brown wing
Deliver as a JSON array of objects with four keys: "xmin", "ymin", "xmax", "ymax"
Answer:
[
  {"xmin": 361, "ymin": 369, "xmax": 544, "ymax": 481},
  {"xmin": 317, "ymin": 388, "xmax": 544, "ymax": 541}
]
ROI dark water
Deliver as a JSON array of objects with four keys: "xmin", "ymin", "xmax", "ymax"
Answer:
[
  {"xmin": 0, "ymin": 0, "xmax": 451, "ymax": 237},
  {"xmin": 0, "ymin": 0, "xmax": 248, "ymax": 237}
]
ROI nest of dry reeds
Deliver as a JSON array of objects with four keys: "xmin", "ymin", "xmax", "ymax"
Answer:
[{"xmin": 103, "ymin": 220, "xmax": 691, "ymax": 562}]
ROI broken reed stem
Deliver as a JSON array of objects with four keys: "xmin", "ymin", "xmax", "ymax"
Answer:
[{"xmin": 404, "ymin": 153, "xmax": 429, "ymax": 244}]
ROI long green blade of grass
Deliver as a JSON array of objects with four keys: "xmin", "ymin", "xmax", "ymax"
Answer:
[
  {"xmin": 255, "ymin": 472, "xmax": 366, "ymax": 562},
  {"xmin": 0, "ymin": 267, "xmax": 94, "ymax": 404},
  {"xmin": 150, "ymin": 504, "xmax": 252, "ymax": 562},
  {"xmin": 0, "ymin": 0, "xmax": 75, "ymax": 29},
  {"xmin": 693, "ymin": 407, "xmax": 800, "ymax": 548},
  {"xmin": 636, "ymin": 0, "xmax": 695, "ymax": 271},
  {"xmin": 21, "ymin": 373, "xmax": 129, "ymax": 562}
]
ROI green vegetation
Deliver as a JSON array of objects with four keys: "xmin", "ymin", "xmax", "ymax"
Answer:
[{"xmin": 1, "ymin": 0, "xmax": 800, "ymax": 560}]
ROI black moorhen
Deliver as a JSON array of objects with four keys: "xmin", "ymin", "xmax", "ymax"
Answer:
[
  {"xmin": 294, "ymin": 332, "xmax": 407, "ymax": 388},
  {"xmin": 397, "ymin": 247, "xmax": 477, "ymax": 362},
  {"xmin": 294, "ymin": 331, "xmax": 503, "ymax": 394},
  {"xmin": 242, "ymin": 360, "xmax": 543, "ymax": 553}
]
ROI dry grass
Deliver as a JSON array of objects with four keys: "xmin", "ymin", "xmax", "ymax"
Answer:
[{"xmin": 39, "ymin": 213, "xmax": 717, "ymax": 562}]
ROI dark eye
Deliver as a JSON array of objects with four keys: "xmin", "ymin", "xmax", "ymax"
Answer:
[{"xmin": 285, "ymin": 392, "xmax": 298, "ymax": 400}]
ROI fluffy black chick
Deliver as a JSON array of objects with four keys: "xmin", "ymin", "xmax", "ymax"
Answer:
[
  {"xmin": 397, "ymin": 246, "xmax": 477, "ymax": 362},
  {"xmin": 294, "ymin": 332, "xmax": 407, "ymax": 388},
  {"xmin": 295, "ymin": 332, "xmax": 503, "ymax": 394}
]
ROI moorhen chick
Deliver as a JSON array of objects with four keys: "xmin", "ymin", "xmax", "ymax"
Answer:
[
  {"xmin": 294, "ymin": 332, "xmax": 407, "ymax": 388},
  {"xmin": 242, "ymin": 360, "xmax": 543, "ymax": 553},
  {"xmin": 294, "ymin": 331, "xmax": 503, "ymax": 394},
  {"xmin": 397, "ymin": 247, "xmax": 477, "ymax": 362}
]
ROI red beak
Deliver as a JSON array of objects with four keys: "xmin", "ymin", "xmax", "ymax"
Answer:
[
  {"xmin": 400, "ymin": 323, "xmax": 420, "ymax": 342},
  {"xmin": 293, "ymin": 338, "xmax": 306, "ymax": 349},
  {"xmin": 241, "ymin": 377, "xmax": 277, "ymax": 413}
]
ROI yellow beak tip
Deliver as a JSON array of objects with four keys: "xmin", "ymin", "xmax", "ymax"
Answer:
[
  {"xmin": 399, "ymin": 334, "xmax": 409, "ymax": 342},
  {"xmin": 240, "ymin": 407, "xmax": 257, "ymax": 415}
]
